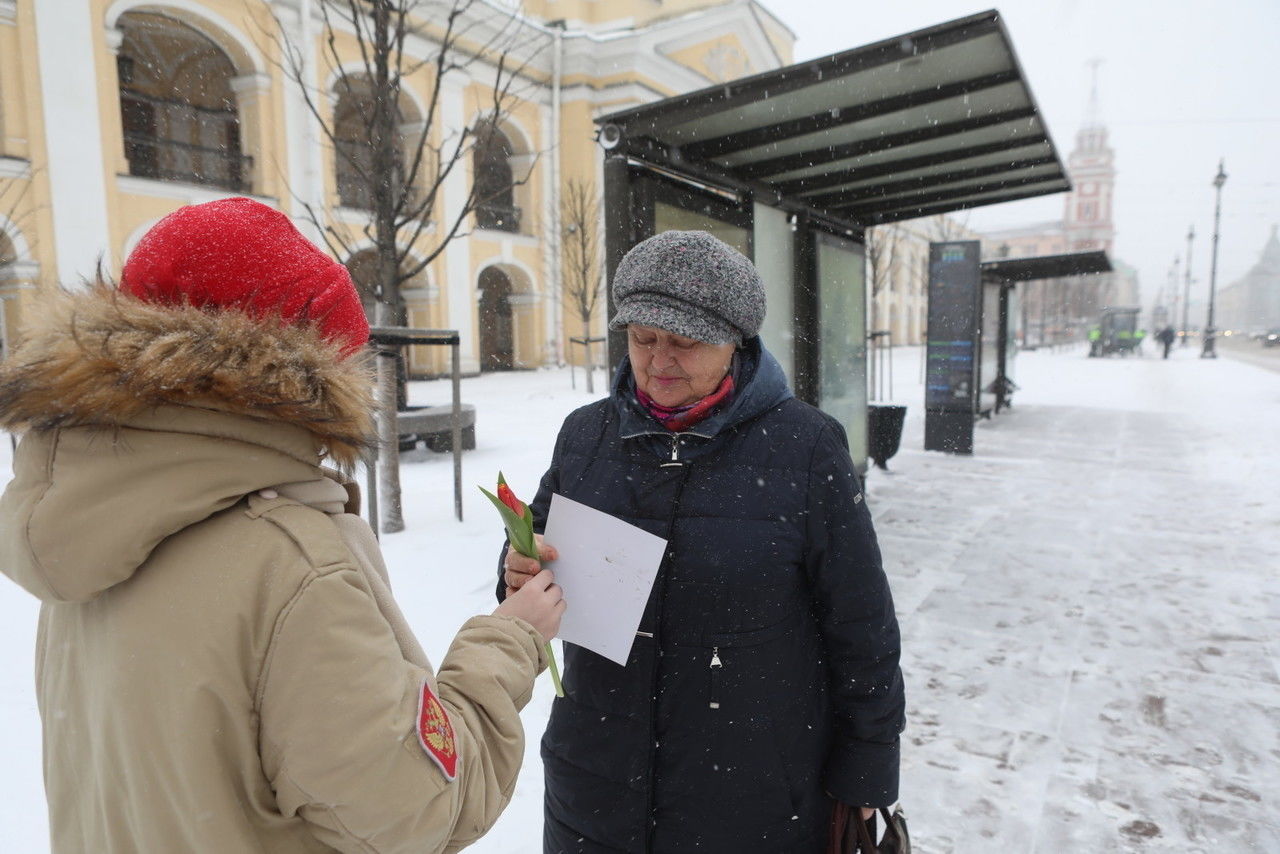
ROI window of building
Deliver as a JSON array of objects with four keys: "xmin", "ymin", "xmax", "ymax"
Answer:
[
  {"xmin": 472, "ymin": 122, "xmax": 519, "ymax": 233},
  {"xmin": 332, "ymin": 77, "xmax": 417, "ymax": 211},
  {"xmin": 116, "ymin": 12, "xmax": 249, "ymax": 192}
]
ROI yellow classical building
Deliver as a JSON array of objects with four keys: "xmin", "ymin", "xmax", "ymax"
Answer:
[{"xmin": 0, "ymin": 0, "xmax": 794, "ymax": 374}]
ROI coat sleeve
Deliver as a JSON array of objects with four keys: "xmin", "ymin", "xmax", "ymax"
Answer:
[
  {"xmin": 804, "ymin": 420, "xmax": 905, "ymax": 808},
  {"xmin": 258, "ymin": 568, "xmax": 545, "ymax": 854}
]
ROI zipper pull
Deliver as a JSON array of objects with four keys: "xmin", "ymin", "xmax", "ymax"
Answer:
[
  {"xmin": 661, "ymin": 435, "xmax": 684, "ymax": 468},
  {"xmin": 709, "ymin": 647, "xmax": 722, "ymax": 668}
]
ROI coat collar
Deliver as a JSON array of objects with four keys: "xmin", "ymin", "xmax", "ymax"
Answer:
[{"xmin": 611, "ymin": 337, "xmax": 793, "ymax": 440}]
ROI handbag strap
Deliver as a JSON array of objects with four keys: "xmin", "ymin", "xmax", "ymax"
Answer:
[
  {"xmin": 877, "ymin": 806, "xmax": 909, "ymax": 852},
  {"xmin": 855, "ymin": 810, "xmax": 878, "ymax": 852}
]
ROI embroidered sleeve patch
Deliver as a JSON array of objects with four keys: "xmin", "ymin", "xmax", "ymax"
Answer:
[{"xmin": 416, "ymin": 680, "xmax": 458, "ymax": 781}]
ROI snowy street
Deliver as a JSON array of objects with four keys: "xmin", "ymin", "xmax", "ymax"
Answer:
[{"xmin": 1, "ymin": 342, "xmax": 1277, "ymax": 852}]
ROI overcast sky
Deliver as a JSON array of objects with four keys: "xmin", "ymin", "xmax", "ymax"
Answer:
[{"xmin": 773, "ymin": 0, "xmax": 1280, "ymax": 306}]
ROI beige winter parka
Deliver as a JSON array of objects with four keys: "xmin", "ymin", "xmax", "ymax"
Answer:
[{"xmin": 0, "ymin": 285, "xmax": 545, "ymax": 853}]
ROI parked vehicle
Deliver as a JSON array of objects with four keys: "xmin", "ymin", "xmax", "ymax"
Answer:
[
  {"xmin": 1089, "ymin": 307, "xmax": 1143, "ymax": 357},
  {"xmin": 1264, "ymin": 329, "xmax": 1280, "ymax": 348}
]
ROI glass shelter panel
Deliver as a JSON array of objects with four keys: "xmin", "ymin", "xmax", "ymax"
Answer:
[
  {"xmin": 816, "ymin": 232, "xmax": 868, "ymax": 468},
  {"xmin": 654, "ymin": 202, "xmax": 750, "ymax": 256},
  {"xmin": 752, "ymin": 203, "xmax": 795, "ymax": 386},
  {"xmin": 979, "ymin": 282, "xmax": 1000, "ymax": 414}
]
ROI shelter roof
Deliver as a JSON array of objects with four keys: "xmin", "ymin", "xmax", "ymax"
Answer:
[
  {"xmin": 980, "ymin": 250, "xmax": 1111, "ymax": 282},
  {"xmin": 596, "ymin": 10, "xmax": 1069, "ymax": 228}
]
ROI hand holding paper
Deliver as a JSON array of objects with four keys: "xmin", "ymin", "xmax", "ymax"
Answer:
[{"xmin": 542, "ymin": 494, "xmax": 667, "ymax": 666}]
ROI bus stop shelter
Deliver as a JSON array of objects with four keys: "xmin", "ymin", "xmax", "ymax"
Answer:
[
  {"xmin": 980, "ymin": 250, "xmax": 1113, "ymax": 412},
  {"xmin": 596, "ymin": 9, "xmax": 1070, "ymax": 468},
  {"xmin": 923, "ymin": 247, "xmax": 1111, "ymax": 455}
]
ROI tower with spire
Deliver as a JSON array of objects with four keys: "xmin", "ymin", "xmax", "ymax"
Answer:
[{"xmin": 1062, "ymin": 58, "xmax": 1116, "ymax": 256}]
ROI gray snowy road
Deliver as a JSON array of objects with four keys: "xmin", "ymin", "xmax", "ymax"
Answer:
[
  {"xmin": 868, "ymin": 346, "xmax": 1279, "ymax": 852},
  {"xmin": 1217, "ymin": 335, "xmax": 1280, "ymax": 375}
]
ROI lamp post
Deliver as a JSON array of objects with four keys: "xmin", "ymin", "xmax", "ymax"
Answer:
[
  {"xmin": 1202, "ymin": 160, "xmax": 1226, "ymax": 358},
  {"xmin": 1181, "ymin": 225, "xmax": 1194, "ymax": 346}
]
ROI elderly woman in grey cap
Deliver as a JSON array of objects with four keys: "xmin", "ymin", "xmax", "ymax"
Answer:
[{"xmin": 502, "ymin": 230, "xmax": 904, "ymax": 854}]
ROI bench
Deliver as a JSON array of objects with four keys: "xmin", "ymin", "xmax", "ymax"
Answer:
[{"xmin": 396, "ymin": 404, "xmax": 476, "ymax": 452}]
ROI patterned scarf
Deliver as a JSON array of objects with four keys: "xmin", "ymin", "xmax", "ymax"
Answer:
[{"xmin": 636, "ymin": 371, "xmax": 735, "ymax": 432}]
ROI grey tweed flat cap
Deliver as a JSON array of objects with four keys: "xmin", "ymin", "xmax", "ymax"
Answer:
[{"xmin": 609, "ymin": 230, "xmax": 766, "ymax": 345}]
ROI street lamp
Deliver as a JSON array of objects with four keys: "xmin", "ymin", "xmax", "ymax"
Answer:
[
  {"xmin": 1181, "ymin": 225, "xmax": 1194, "ymax": 346},
  {"xmin": 1202, "ymin": 160, "xmax": 1227, "ymax": 358}
]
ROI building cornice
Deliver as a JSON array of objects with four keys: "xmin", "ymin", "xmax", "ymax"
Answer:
[{"xmin": 116, "ymin": 174, "xmax": 277, "ymax": 207}]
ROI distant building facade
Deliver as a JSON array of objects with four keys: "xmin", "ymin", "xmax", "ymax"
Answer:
[
  {"xmin": 1218, "ymin": 226, "xmax": 1280, "ymax": 333},
  {"xmin": 865, "ymin": 214, "xmax": 979, "ymax": 347},
  {"xmin": 0, "ymin": 0, "xmax": 794, "ymax": 372}
]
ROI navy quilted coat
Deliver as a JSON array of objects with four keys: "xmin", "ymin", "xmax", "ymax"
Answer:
[{"xmin": 502, "ymin": 340, "xmax": 904, "ymax": 854}]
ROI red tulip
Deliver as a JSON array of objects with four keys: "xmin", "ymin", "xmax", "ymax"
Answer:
[{"xmin": 497, "ymin": 480, "xmax": 525, "ymax": 517}]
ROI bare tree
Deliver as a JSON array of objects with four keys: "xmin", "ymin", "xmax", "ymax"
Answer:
[
  {"xmin": 271, "ymin": 0, "xmax": 542, "ymax": 533},
  {"xmin": 560, "ymin": 178, "xmax": 603, "ymax": 393},
  {"xmin": 865, "ymin": 223, "xmax": 902, "ymax": 333},
  {"xmin": 926, "ymin": 211, "xmax": 972, "ymax": 243}
]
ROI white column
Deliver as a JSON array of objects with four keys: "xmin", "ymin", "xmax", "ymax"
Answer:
[
  {"xmin": 440, "ymin": 74, "xmax": 479, "ymax": 373},
  {"xmin": 34, "ymin": 0, "xmax": 112, "ymax": 285},
  {"xmin": 278, "ymin": 4, "xmax": 324, "ymax": 242},
  {"xmin": 540, "ymin": 99, "xmax": 561, "ymax": 366}
]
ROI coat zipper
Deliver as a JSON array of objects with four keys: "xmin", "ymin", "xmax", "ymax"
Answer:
[
  {"xmin": 708, "ymin": 647, "xmax": 723, "ymax": 710},
  {"xmin": 643, "ymin": 456, "xmax": 691, "ymax": 853}
]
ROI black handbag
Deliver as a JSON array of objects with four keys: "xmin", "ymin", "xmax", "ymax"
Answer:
[{"xmin": 827, "ymin": 803, "xmax": 910, "ymax": 854}]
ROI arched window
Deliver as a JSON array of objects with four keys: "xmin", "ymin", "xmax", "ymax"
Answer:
[
  {"xmin": 332, "ymin": 77, "xmax": 409, "ymax": 211},
  {"xmin": 477, "ymin": 266, "xmax": 515, "ymax": 370},
  {"xmin": 472, "ymin": 123, "xmax": 518, "ymax": 233},
  {"xmin": 116, "ymin": 12, "xmax": 248, "ymax": 191}
]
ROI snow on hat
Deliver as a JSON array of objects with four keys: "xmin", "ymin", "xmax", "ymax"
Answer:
[
  {"xmin": 121, "ymin": 197, "xmax": 369, "ymax": 355},
  {"xmin": 609, "ymin": 230, "xmax": 766, "ymax": 345}
]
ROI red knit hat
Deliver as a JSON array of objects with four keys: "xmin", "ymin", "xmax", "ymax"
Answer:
[{"xmin": 121, "ymin": 197, "xmax": 369, "ymax": 355}]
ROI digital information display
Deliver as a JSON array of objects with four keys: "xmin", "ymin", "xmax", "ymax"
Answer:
[{"xmin": 925, "ymin": 241, "xmax": 982, "ymax": 454}]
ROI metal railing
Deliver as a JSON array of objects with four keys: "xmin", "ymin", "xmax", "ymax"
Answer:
[
  {"xmin": 333, "ymin": 140, "xmax": 426, "ymax": 211},
  {"xmin": 474, "ymin": 201, "xmax": 521, "ymax": 232},
  {"xmin": 120, "ymin": 90, "xmax": 252, "ymax": 192}
]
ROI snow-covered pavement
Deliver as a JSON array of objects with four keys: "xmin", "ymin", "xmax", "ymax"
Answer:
[
  {"xmin": 873, "ymin": 344, "xmax": 1280, "ymax": 852},
  {"xmin": 1, "ymin": 343, "xmax": 1276, "ymax": 852}
]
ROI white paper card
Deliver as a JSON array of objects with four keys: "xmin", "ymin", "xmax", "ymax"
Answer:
[{"xmin": 543, "ymin": 492, "xmax": 668, "ymax": 666}]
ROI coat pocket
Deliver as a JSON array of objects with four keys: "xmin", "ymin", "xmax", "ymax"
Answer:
[{"xmin": 702, "ymin": 613, "xmax": 801, "ymax": 712}]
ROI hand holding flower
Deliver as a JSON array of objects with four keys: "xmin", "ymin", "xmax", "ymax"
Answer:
[
  {"xmin": 503, "ymin": 534, "xmax": 559, "ymax": 595},
  {"xmin": 481, "ymin": 472, "xmax": 565, "ymax": 697}
]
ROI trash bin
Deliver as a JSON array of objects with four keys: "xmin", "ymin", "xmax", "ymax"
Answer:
[{"xmin": 868, "ymin": 404, "xmax": 907, "ymax": 470}]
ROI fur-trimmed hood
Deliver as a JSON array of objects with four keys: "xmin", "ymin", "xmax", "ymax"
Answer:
[
  {"xmin": 0, "ymin": 282, "xmax": 375, "ymax": 462},
  {"xmin": 0, "ymin": 284, "xmax": 377, "ymax": 603}
]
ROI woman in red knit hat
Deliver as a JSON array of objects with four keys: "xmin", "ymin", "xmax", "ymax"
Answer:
[{"xmin": 0, "ymin": 197, "xmax": 564, "ymax": 853}]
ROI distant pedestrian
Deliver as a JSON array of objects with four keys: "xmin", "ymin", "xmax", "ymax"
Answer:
[
  {"xmin": 1157, "ymin": 325, "xmax": 1177, "ymax": 359},
  {"xmin": 0, "ymin": 197, "xmax": 564, "ymax": 853}
]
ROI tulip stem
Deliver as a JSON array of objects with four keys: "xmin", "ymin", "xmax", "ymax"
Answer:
[{"xmin": 546, "ymin": 642, "xmax": 564, "ymax": 697}]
